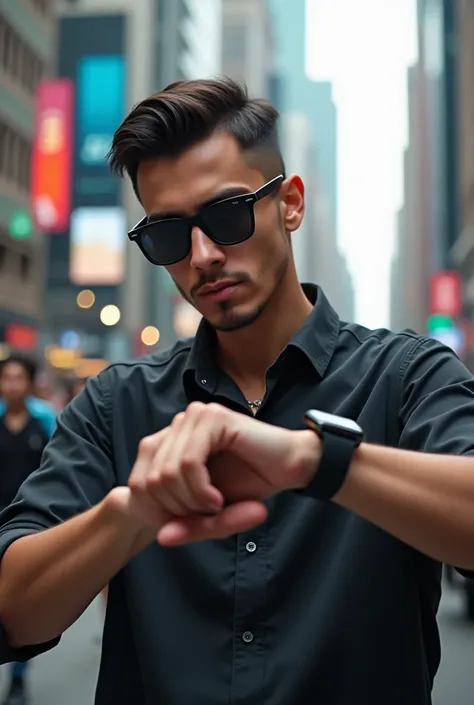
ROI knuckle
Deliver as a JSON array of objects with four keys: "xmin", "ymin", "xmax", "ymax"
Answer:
[
  {"xmin": 157, "ymin": 464, "xmax": 177, "ymax": 483},
  {"xmin": 180, "ymin": 455, "xmax": 197, "ymax": 472},
  {"xmin": 187, "ymin": 401, "xmax": 205, "ymax": 416},
  {"xmin": 128, "ymin": 476, "xmax": 144, "ymax": 493},
  {"xmin": 171, "ymin": 411, "xmax": 186, "ymax": 427},
  {"xmin": 138, "ymin": 435, "xmax": 155, "ymax": 455}
]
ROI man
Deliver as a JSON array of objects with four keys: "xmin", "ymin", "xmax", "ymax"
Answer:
[
  {"xmin": 0, "ymin": 355, "xmax": 51, "ymax": 705},
  {"xmin": 0, "ymin": 77, "xmax": 473, "ymax": 705},
  {"xmin": 0, "ymin": 395, "xmax": 56, "ymax": 439}
]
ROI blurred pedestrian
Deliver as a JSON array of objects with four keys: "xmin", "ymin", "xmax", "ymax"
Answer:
[{"xmin": 0, "ymin": 355, "xmax": 52, "ymax": 705}]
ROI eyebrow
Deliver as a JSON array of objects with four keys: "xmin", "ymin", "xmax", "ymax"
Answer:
[{"xmin": 148, "ymin": 186, "xmax": 252, "ymax": 221}]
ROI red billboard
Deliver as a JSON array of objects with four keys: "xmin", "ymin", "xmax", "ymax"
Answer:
[
  {"xmin": 5, "ymin": 324, "xmax": 37, "ymax": 350},
  {"xmin": 430, "ymin": 270, "xmax": 462, "ymax": 317},
  {"xmin": 31, "ymin": 79, "xmax": 74, "ymax": 233}
]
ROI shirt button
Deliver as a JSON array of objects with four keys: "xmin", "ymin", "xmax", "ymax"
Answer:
[
  {"xmin": 245, "ymin": 541, "xmax": 257, "ymax": 553},
  {"xmin": 201, "ymin": 379, "xmax": 207, "ymax": 384},
  {"xmin": 242, "ymin": 631, "xmax": 254, "ymax": 643}
]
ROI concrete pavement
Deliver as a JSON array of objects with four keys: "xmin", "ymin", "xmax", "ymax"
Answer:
[
  {"xmin": 0, "ymin": 586, "xmax": 472, "ymax": 704},
  {"xmin": 433, "ymin": 584, "xmax": 474, "ymax": 705}
]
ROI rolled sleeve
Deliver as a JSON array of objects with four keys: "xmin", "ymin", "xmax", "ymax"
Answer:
[
  {"xmin": 0, "ymin": 371, "xmax": 115, "ymax": 663},
  {"xmin": 398, "ymin": 338, "xmax": 474, "ymax": 578}
]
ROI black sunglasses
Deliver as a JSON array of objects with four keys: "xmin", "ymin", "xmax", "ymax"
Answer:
[{"xmin": 128, "ymin": 174, "xmax": 284, "ymax": 266}]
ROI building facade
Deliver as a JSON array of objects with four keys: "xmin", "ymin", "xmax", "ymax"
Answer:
[
  {"xmin": 268, "ymin": 0, "xmax": 355, "ymax": 320},
  {"xmin": 0, "ymin": 0, "xmax": 56, "ymax": 355},
  {"xmin": 417, "ymin": 0, "xmax": 463, "ymax": 351},
  {"xmin": 392, "ymin": 0, "xmax": 463, "ymax": 351},
  {"xmin": 390, "ymin": 64, "xmax": 429, "ymax": 333},
  {"xmin": 221, "ymin": 0, "xmax": 273, "ymax": 98},
  {"xmin": 180, "ymin": 0, "xmax": 222, "ymax": 80},
  {"xmin": 452, "ymin": 0, "xmax": 474, "ymax": 367}
]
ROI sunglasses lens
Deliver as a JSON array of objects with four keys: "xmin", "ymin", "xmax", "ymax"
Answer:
[
  {"xmin": 139, "ymin": 220, "xmax": 190, "ymax": 265},
  {"xmin": 202, "ymin": 200, "xmax": 253, "ymax": 245}
]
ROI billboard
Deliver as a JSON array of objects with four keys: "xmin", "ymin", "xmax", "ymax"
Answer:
[
  {"xmin": 31, "ymin": 79, "xmax": 74, "ymax": 233},
  {"xmin": 69, "ymin": 206, "xmax": 126, "ymax": 285},
  {"xmin": 54, "ymin": 15, "xmax": 127, "ymax": 291},
  {"xmin": 429, "ymin": 270, "xmax": 462, "ymax": 317},
  {"xmin": 77, "ymin": 55, "xmax": 125, "ymax": 168}
]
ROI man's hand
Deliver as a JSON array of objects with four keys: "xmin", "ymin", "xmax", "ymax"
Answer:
[{"xmin": 112, "ymin": 402, "xmax": 321, "ymax": 547}]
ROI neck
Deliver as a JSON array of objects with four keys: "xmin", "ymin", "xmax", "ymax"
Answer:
[
  {"xmin": 216, "ymin": 266, "xmax": 313, "ymax": 384},
  {"xmin": 5, "ymin": 401, "xmax": 27, "ymax": 416}
]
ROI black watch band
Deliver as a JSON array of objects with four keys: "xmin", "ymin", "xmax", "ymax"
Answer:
[{"xmin": 304, "ymin": 432, "xmax": 357, "ymax": 501}]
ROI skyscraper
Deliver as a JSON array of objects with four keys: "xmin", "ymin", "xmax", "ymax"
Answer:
[
  {"xmin": 267, "ymin": 0, "xmax": 355, "ymax": 319},
  {"xmin": 0, "ymin": 1, "xmax": 56, "ymax": 356}
]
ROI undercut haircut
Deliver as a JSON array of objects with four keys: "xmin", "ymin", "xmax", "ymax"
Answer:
[{"xmin": 108, "ymin": 76, "xmax": 285, "ymax": 199}]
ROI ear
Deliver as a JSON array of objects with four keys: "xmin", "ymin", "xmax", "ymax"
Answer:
[{"xmin": 280, "ymin": 175, "xmax": 305, "ymax": 232}]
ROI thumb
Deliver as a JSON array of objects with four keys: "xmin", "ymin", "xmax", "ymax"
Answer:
[{"xmin": 157, "ymin": 501, "xmax": 268, "ymax": 547}]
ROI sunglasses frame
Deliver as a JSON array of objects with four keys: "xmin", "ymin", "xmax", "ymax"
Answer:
[{"xmin": 127, "ymin": 174, "xmax": 285, "ymax": 266}]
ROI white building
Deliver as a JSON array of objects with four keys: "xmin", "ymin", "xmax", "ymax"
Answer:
[
  {"xmin": 221, "ymin": 0, "xmax": 273, "ymax": 98},
  {"xmin": 180, "ymin": 0, "xmax": 223, "ymax": 79}
]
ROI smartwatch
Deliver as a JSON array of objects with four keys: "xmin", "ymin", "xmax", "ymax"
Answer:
[{"xmin": 302, "ymin": 409, "xmax": 364, "ymax": 501}]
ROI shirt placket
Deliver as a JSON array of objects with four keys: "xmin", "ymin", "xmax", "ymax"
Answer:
[{"xmin": 230, "ymin": 529, "xmax": 268, "ymax": 705}]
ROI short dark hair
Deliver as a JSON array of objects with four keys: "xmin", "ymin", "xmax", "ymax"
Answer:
[
  {"xmin": 108, "ymin": 76, "xmax": 285, "ymax": 198},
  {"xmin": 0, "ymin": 354, "xmax": 37, "ymax": 382}
]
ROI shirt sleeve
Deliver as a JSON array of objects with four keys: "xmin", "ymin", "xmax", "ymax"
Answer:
[
  {"xmin": 0, "ymin": 372, "xmax": 115, "ymax": 664},
  {"xmin": 398, "ymin": 337, "xmax": 474, "ymax": 578}
]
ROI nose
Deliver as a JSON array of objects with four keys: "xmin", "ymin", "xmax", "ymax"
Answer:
[{"xmin": 189, "ymin": 226, "xmax": 225, "ymax": 270}]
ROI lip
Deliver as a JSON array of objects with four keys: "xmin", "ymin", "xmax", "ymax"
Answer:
[{"xmin": 197, "ymin": 281, "xmax": 241, "ymax": 302}]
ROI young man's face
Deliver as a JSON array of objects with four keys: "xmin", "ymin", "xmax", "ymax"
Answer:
[
  {"xmin": 0, "ymin": 362, "xmax": 32, "ymax": 405},
  {"xmin": 136, "ymin": 132, "xmax": 305, "ymax": 332}
]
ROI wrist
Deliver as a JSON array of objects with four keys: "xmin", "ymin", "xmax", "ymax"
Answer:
[
  {"xmin": 102, "ymin": 488, "xmax": 158, "ymax": 551},
  {"xmin": 292, "ymin": 430, "xmax": 322, "ymax": 490}
]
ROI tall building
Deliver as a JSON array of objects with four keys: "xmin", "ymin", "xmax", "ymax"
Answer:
[
  {"xmin": 390, "ymin": 65, "xmax": 428, "ymax": 333},
  {"xmin": 392, "ymin": 1, "xmax": 462, "ymax": 344},
  {"xmin": 452, "ymin": 0, "xmax": 474, "ymax": 367},
  {"xmin": 390, "ymin": 207, "xmax": 405, "ymax": 332},
  {"xmin": 221, "ymin": 0, "xmax": 273, "ymax": 98},
  {"xmin": 0, "ymin": 1, "xmax": 56, "ymax": 356},
  {"xmin": 181, "ymin": 0, "xmax": 222, "ymax": 79},
  {"xmin": 268, "ymin": 0, "xmax": 354, "ymax": 319},
  {"xmin": 410, "ymin": 0, "xmax": 464, "ymax": 352}
]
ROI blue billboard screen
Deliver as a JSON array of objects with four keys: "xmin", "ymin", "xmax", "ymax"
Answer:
[{"xmin": 77, "ymin": 55, "xmax": 125, "ymax": 167}]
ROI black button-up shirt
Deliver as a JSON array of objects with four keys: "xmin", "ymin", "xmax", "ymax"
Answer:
[{"xmin": 1, "ymin": 285, "xmax": 474, "ymax": 705}]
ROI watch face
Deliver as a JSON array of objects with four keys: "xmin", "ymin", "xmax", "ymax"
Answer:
[{"xmin": 304, "ymin": 409, "xmax": 363, "ymax": 444}]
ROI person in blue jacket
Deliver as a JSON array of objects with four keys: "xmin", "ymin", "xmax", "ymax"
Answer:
[{"xmin": 0, "ymin": 354, "xmax": 55, "ymax": 705}]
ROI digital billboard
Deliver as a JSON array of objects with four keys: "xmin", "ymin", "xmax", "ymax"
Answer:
[
  {"xmin": 77, "ymin": 55, "xmax": 126, "ymax": 168},
  {"xmin": 53, "ymin": 15, "xmax": 127, "ymax": 292},
  {"xmin": 69, "ymin": 206, "xmax": 126, "ymax": 285},
  {"xmin": 31, "ymin": 79, "xmax": 74, "ymax": 233}
]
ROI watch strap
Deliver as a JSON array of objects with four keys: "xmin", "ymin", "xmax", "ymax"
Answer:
[{"xmin": 303, "ymin": 432, "xmax": 356, "ymax": 501}]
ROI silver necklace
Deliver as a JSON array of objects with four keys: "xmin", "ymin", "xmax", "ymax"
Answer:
[{"xmin": 247, "ymin": 397, "xmax": 264, "ymax": 412}]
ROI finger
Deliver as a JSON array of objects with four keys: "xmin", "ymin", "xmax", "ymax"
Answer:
[
  {"xmin": 148, "ymin": 412, "xmax": 223, "ymax": 515},
  {"xmin": 129, "ymin": 432, "xmax": 164, "ymax": 491},
  {"xmin": 157, "ymin": 501, "xmax": 268, "ymax": 546}
]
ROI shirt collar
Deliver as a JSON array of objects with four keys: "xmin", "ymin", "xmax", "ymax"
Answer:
[
  {"xmin": 183, "ymin": 284, "xmax": 340, "ymax": 397},
  {"xmin": 287, "ymin": 284, "xmax": 340, "ymax": 377}
]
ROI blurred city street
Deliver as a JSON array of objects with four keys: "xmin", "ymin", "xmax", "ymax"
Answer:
[{"xmin": 0, "ymin": 584, "xmax": 472, "ymax": 705}]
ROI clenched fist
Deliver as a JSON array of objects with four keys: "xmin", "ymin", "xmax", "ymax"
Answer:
[{"xmin": 111, "ymin": 402, "xmax": 321, "ymax": 547}]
